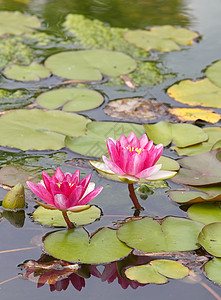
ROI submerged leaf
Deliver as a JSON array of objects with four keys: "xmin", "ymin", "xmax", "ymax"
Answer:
[
  {"xmin": 43, "ymin": 227, "xmax": 132, "ymax": 264},
  {"xmin": 167, "ymin": 79, "xmax": 221, "ymax": 108}
]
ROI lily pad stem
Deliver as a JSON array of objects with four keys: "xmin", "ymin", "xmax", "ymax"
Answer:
[
  {"xmin": 62, "ymin": 211, "xmax": 74, "ymax": 229},
  {"xmin": 128, "ymin": 183, "xmax": 141, "ymax": 210}
]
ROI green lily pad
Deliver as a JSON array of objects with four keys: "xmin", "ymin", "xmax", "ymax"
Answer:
[
  {"xmin": 117, "ymin": 216, "xmax": 203, "ymax": 252},
  {"xmin": 125, "ymin": 259, "xmax": 189, "ymax": 284},
  {"xmin": 37, "ymin": 88, "xmax": 104, "ymax": 112},
  {"xmin": 206, "ymin": 60, "xmax": 221, "ymax": 88},
  {"xmin": 204, "ymin": 258, "xmax": 221, "ymax": 285},
  {"xmin": 188, "ymin": 202, "xmax": 221, "ymax": 225},
  {"xmin": 3, "ymin": 62, "xmax": 51, "ymax": 82},
  {"xmin": 0, "ymin": 164, "xmax": 46, "ymax": 187},
  {"xmin": 124, "ymin": 26, "xmax": 199, "ymax": 53},
  {"xmin": 167, "ymin": 79, "xmax": 221, "ymax": 108},
  {"xmin": 65, "ymin": 121, "xmax": 145, "ymax": 157},
  {"xmin": 143, "ymin": 121, "xmax": 208, "ymax": 147},
  {"xmin": 169, "ymin": 185, "xmax": 221, "ymax": 204},
  {"xmin": 171, "ymin": 149, "xmax": 221, "ymax": 186},
  {"xmin": 0, "ymin": 109, "xmax": 90, "ymax": 151},
  {"xmin": 0, "ymin": 11, "xmax": 41, "ymax": 36},
  {"xmin": 45, "ymin": 50, "xmax": 137, "ymax": 81},
  {"xmin": 198, "ymin": 222, "xmax": 221, "ymax": 256},
  {"xmin": 43, "ymin": 227, "xmax": 132, "ymax": 264},
  {"xmin": 157, "ymin": 156, "xmax": 180, "ymax": 171},
  {"xmin": 33, "ymin": 205, "xmax": 101, "ymax": 227},
  {"xmin": 174, "ymin": 127, "xmax": 221, "ymax": 156}
]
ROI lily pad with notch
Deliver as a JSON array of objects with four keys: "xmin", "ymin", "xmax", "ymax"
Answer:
[
  {"xmin": 43, "ymin": 227, "xmax": 132, "ymax": 264},
  {"xmin": 198, "ymin": 222, "xmax": 221, "ymax": 257}
]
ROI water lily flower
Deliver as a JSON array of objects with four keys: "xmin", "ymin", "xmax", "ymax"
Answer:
[
  {"xmin": 27, "ymin": 168, "xmax": 103, "ymax": 212},
  {"xmin": 91, "ymin": 132, "xmax": 176, "ymax": 183}
]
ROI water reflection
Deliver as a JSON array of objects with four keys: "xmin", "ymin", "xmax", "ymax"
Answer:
[{"xmin": 20, "ymin": 254, "xmax": 149, "ymax": 292}]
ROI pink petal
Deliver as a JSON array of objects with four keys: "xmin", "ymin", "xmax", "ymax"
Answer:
[
  {"xmin": 68, "ymin": 185, "xmax": 84, "ymax": 207},
  {"xmin": 71, "ymin": 169, "xmax": 80, "ymax": 185},
  {"xmin": 79, "ymin": 174, "xmax": 91, "ymax": 192},
  {"xmin": 119, "ymin": 135, "xmax": 129, "ymax": 147},
  {"xmin": 139, "ymin": 134, "xmax": 148, "ymax": 148},
  {"xmin": 125, "ymin": 153, "xmax": 141, "ymax": 175},
  {"xmin": 102, "ymin": 156, "xmax": 125, "ymax": 175},
  {"xmin": 144, "ymin": 140, "xmax": 153, "ymax": 151},
  {"xmin": 27, "ymin": 181, "xmax": 54, "ymax": 205},
  {"xmin": 135, "ymin": 164, "xmax": 162, "ymax": 179},
  {"xmin": 145, "ymin": 170, "xmax": 177, "ymax": 181},
  {"xmin": 54, "ymin": 168, "xmax": 65, "ymax": 181},
  {"xmin": 54, "ymin": 194, "xmax": 69, "ymax": 210},
  {"xmin": 50, "ymin": 182, "xmax": 61, "ymax": 196},
  {"xmin": 118, "ymin": 147, "xmax": 131, "ymax": 172},
  {"xmin": 60, "ymin": 181, "xmax": 71, "ymax": 197},
  {"xmin": 127, "ymin": 132, "xmax": 139, "ymax": 147},
  {"xmin": 153, "ymin": 144, "xmax": 163, "ymax": 164},
  {"xmin": 107, "ymin": 139, "xmax": 120, "ymax": 164},
  {"xmin": 42, "ymin": 171, "xmax": 52, "ymax": 192},
  {"xmin": 79, "ymin": 186, "xmax": 103, "ymax": 205}
]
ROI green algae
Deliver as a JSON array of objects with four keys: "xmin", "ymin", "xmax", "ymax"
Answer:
[{"xmin": 0, "ymin": 89, "xmax": 34, "ymax": 111}]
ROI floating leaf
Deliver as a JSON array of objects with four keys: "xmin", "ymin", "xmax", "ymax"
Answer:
[
  {"xmin": 117, "ymin": 216, "xmax": 203, "ymax": 252},
  {"xmin": 65, "ymin": 121, "xmax": 145, "ymax": 157},
  {"xmin": 33, "ymin": 205, "xmax": 101, "ymax": 227},
  {"xmin": 168, "ymin": 108, "xmax": 220, "ymax": 124},
  {"xmin": 3, "ymin": 63, "xmax": 51, "ymax": 82},
  {"xmin": 37, "ymin": 88, "xmax": 104, "ymax": 112},
  {"xmin": 171, "ymin": 149, "xmax": 221, "ymax": 186},
  {"xmin": 206, "ymin": 60, "xmax": 221, "ymax": 88},
  {"xmin": 174, "ymin": 127, "xmax": 221, "ymax": 156},
  {"xmin": 167, "ymin": 79, "xmax": 221, "ymax": 108},
  {"xmin": 2, "ymin": 184, "xmax": 25, "ymax": 210},
  {"xmin": 188, "ymin": 202, "xmax": 221, "ymax": 225},
  {"xmin": 204, "ymin": 258, "xmax": 221, "ymax": 285},
  {"xmin": 0, "ymin": 109, "xmax": 90, "ymax": 151},
  {"xmin": 143, "ymin": 121, "xmax": 208, "ymax": 147},
  {"xmin": 0, "ymin": 11, "xmax": 41, "ymax": 36},
  {"xmin": 198, "ymin": 222, "xmax": 221, "ymax": 257},
  {"xmin": 124, "ymin": 26, "xmax": 198, "ymax": 53},
  {"xmin": 45, "ymin": 50, "xmax": 137, "ymax": 81},
  {"xmin": 43, "ymin": 227, "xmax": 132, "ymax": 264},
  {"xmin": 104, "ymin": 98, "xmax": 169, "ymax": 121},
  {"xmin": 125, "ymin": 260, "xmax": 189, "ymax": 284},
  {"xmin": 169, "ymin": 185, "xmax": 221, "ymax": 204}
]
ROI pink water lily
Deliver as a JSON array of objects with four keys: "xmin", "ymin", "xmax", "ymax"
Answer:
[
  {"xmin": 27, "ymin": 168, "xmax": 103, "ymax": 212},
  {"xmin": 101, "ymin": 132, "xmax": 168, "ymax": 182}
]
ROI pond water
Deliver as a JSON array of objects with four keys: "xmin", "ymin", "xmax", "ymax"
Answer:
[{"xmin": 0, "ymin": 0, "xmax": 221, "ymax": 299}]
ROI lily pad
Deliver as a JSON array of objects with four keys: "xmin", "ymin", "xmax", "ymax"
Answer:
[
  {"xmin": 33, "ymin": 205, "xmax": 101, "ymax": 227},
  {"xmin": 206, "ymin": 60, "xmax": 221, "ymax": 88},
  {"xmin": 169, "ymin": 185, "xmax": 221, "ymax": 204},
  {"xmin": 43, "ymin": 227, "xmax": 132, "ymax": 264},
  {"xmin": 168, "ymin": 108, "xmax": 220, "ymax": 124},
  {"xmin": 174, "ymin": 127, "xmax": 221, "ymax": 156},
  {"xmin": 37, "ymin": 88, "xmax": 104, "ymax": 112},
  {"xmin": 124, "ymin": 26, "xmax": 198, "ymax": 53},
  {"xmin": 188, "ymin": 202, "xmax": 221, "ymax": 225},
  {"xmin": 143, "ymin": 121, "xmax": 208, "ymax": 147},
  {"xmin": 204, "ymin": 258, "xmax": 221, "ymax": 285},
  {"xmin": 198, "ymin": 222, "xmax": 221, "ymax": 256},
  {"xmin": 167, "ymin": 79, "xmax": 221, "ymax": 108},
  {"xmin": 3, "ymin": 62, "xmax": 51, "ymax": 82},
  {"xmin": 125, "ymin": 259, "xmax": 189, "ymax": 284},
  {"xmin": 65, "ymin": 121, "xmax": 145, "ymax": 157},
  {"xmin": 117, "ymin": 216, "xmax": 203, "ymax": 252},
  {"xmin": 45, "ymin": 50, "xmax": 137, "ymax": 81},
  {"xmin": 171, "ymin": 149, "xmax": 221, "ymax": 186},
  {"xmin": 0, "ymin": 109, "xmax": 90, "ymax": 151},
  {"xmin": 0, "ymin": 11, "xmax": 41, "ymax": 36}
]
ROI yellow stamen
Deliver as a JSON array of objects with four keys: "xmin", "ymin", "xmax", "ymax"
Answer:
[{"xmin": 124, "ymin": 146, "xmax": 143, "ymax": 154}]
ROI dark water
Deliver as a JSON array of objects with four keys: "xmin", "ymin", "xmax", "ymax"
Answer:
[{"xmin": 0, "ymin": 0, "xmax": 221, "ymax": 299}]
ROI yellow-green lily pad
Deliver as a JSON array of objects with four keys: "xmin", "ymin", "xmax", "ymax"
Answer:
[
  {"xmin": 33, "ymin": 205, "xmax": 101, "ymax": 227},
  {"xmin": 43, "ymin": 227, "xmax": 132, "ymax": 264},
  {"xmin": 198, "ymin": 222, "xmax": 221, "ymax": 257},
  {"xmin": 204, "ymin": 258, "xmax": 221, "ymax": 285},
  {"xmin": 167, "ymin": 79, "xmax": 221, "ymax": 108},
  {"xmin": 3, "ymin": 62, "xmax": 51, "ymax": 82},
  {"xmin": 45, "ymin": 50, "xmax": 137, "ymax": 81},
  {"xmin": 0, "ymin": 109, "xmax": 90, "ymax": 150},
  {"xmin": 188, "ymin": 202, "xmax": 221, "ymax": 225},
  {"xmin": 125, "ymin": 260, "xmax": 189, "ymax": 284},
  {"xmin": 37, "ymin": 88, "xmax": 104, "ymax": 112},
  {"xmin": 0, "ymin": 11, "xmax": 41, "ymax": 36},
  {"xmin": 144, "ymin": 121, "xmax": 208, "ymax": 147},
  {"xmin": 124, "ymin": 26, "xmax": 199, "ymax": 53},
  {"xmin": 206, "ymin": 60, "xmax": 221, "ymax": 88}
]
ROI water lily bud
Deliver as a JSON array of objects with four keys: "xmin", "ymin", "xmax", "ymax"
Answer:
[{"xmin": 2, "ymin": 184, "xmax": 25, "ymax": 210}]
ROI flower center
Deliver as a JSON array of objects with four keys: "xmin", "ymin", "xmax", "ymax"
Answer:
[{"xmin": 125, "ymin": 146, "xmax": 143, "ymax": 154}]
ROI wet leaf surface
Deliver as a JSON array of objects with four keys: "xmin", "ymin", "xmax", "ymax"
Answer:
[
  {"xmin": 43, "ymin": 227, "xmax": 132, "ymax": 264},
  {"xmin": 188, "ymin": 202, "xmax": 221, "ymax": 224},
  {"xmin": 198, "ymin": 222, "xmax": 221, "ymax": 256},
  {"xmin": 206, "ymin": 60, "xmax": 221, "ymax": 88},
  {"xmin": 204, "ymin": 258, "xmax": 221, "ymax": 285}
]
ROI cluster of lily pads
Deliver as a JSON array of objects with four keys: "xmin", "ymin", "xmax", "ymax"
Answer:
[{"xmin": 0, "ymin": 10, "xmax": 221, "ymax": 292}]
